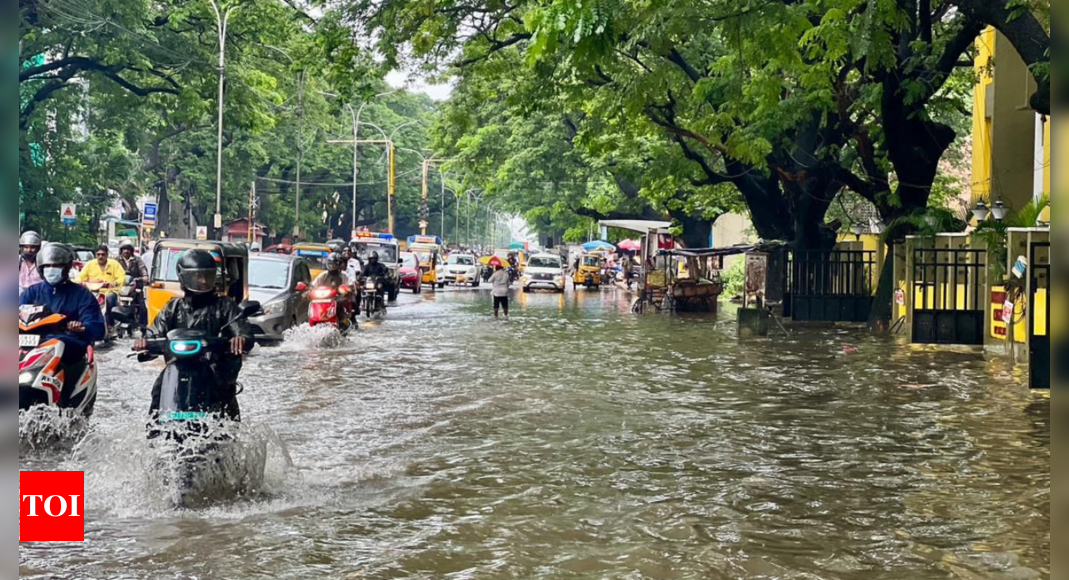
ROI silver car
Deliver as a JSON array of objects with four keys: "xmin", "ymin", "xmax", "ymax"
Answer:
[{"xmin": 248, "ymin": 254, "xmax": 313, "ymax": 343}]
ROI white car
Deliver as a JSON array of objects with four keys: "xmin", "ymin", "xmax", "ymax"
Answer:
[
  {"xmin": 522, "ymin": 254, "xmax": 567, "ymax": 293},
  {"xmin": 438, "ymin": 254, "xmax": 481, "ymax": 288}
]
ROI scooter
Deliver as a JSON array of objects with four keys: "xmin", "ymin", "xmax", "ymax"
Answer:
[
  {"xmin": 83, "ymin": 280, "xmax": 116, "ymax": 342},
  {"xmin": 362, "ymin": 277, "xmax": 387, "ymax": 319},
  {"xmin": 308, "ymin": 285, "xmax": 355, "ymax": 333},
  {"xmin": 126, "ymin": 301, "xmax": 261, "ymax": 508},
  {"xmin": 18, "ymin": 306, "xmax": 98, "ymax": 417},
  {"xmin": 112, "ymin": 276, "xmax": 146, "ymax": 339}
]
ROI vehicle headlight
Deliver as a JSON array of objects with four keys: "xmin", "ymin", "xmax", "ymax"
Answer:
[
  {"xmin": 19, "ymin": 372, "xmax": 35, "ymax": 385},
  {"xmin": 263, "ymin": 301, "xmax": 286, "ymax": 316}
]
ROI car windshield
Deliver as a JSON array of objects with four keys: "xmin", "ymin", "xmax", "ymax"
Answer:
[
  {"xmin": 582, "ymin": 256, "xmax": 601, "ymax": 267},
  {"xmin": 249, "ymin": 259, "xmax": 290, "ymax": 290},
  {"xmin": 293, "ymin": 249, "xmax": 329, "ymax": 268},
  {"xmin": 449, "ymin": 255, "xmax": 475, "ymax": 266},
  {"xmin": 352, "ymin": 242, "xmax": 399, "ymax": 264},
  {"xmin": 401, "ymin": 254, "xmax": 419, "ymax": 268},
  {"xmin": 529, "ymin": 257, "xmax": 562, "ymax": 269}
]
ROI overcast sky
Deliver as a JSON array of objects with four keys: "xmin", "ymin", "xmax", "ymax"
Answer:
[{"xmin": 385, "ymin": 70, "xmax": 454, "ymax": 101}]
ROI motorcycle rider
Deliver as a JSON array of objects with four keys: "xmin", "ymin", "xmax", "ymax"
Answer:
[
  {"xmin": 360, "ymin": 251, "xmax": 390, "ymax": 280},
  {"xmin": 117, "ymin": 242, "xmax": 150, "ymax": 325},
  {"xmin": 313, "ymin": 252, "xmax": 355, "ymax": 324},
  {"xmin": 18, "ymin": 231, "xmax": 44, "ymax": 296},
  {"xmin": 19, "ymin": 243, "xmax": 107, "ymax": 364},
  {"xmin": 76, "ymin": 245, "xmax": 126, "ymax": 329},
  {"xmin": 134, "ymin": 250, "xmax": 253, "ymax": 420}
]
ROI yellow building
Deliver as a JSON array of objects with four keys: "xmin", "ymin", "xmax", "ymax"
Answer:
[
  {"xmin": 971, "ymin": 27, "xmax": 1050, "ymax": 214},
  {"xmin": 970, "ymin": 27, "xmax": 1051, "ymax": 388}
]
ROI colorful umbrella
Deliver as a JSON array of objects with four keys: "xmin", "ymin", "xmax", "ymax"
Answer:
[
  {"xmin": 617, "ymin": 239, "xmax": 642, "ymax": 252},
  {"xmin": 582, "ymin": 241, "xmax": 615, "ymax": 252}
]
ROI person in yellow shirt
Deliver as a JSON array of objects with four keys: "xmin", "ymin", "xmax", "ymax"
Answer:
[{"xmin": 76, "ymin": 245, "xmax": 127, "ymax": 328}]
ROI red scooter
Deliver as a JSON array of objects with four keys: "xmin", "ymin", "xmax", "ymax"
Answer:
[{"xmin": 308, "ymin": 285, "xmax": 355, "ymax": 333}]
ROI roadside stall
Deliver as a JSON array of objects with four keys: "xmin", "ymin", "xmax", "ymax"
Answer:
[{"xmin": 597, "ymin": 220, "xmax": 675, "ymax": 313}]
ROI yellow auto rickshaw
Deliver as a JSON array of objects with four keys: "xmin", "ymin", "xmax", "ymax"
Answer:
[
  {"xmin": 572, "ymin": 253, "xmax": 604, "ymax": 290},
  {"xmin": 147, "ymin": 240, "xmax": 250, "ymax": 325},
  {"xmin": 290, "ymin": 243, "xmax": 333, "ymax": 278},
  {"xmin": 410, "ymin": 246, "xmax": 441, "ymax": 287}
]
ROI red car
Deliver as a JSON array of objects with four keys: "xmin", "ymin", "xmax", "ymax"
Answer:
[{"xmin": 399, "ymin": 253, "xmax": 423, "ymax": 294}]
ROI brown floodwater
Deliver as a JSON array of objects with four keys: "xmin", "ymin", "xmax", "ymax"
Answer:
[{"xmin": 19, "ymin": 287, "xmax": 1049, "ymax": 579}]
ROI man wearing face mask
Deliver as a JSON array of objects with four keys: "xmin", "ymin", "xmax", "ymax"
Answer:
[
  {"xmin": 19, "ymin": 244, "xmax": 107, "ymax": 363},
  {"xmin": 18, "ymin": 231, "xmax": 44, "ymax": 296}
]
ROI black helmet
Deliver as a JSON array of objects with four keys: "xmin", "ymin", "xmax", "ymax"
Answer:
[
  {"xmin": 19, "ymin": 231, "xmax": 43, "ymax": 248},
  {"xmin": 120, "ymin": 242, "xmax": 136, "ymax": 254},
  {"xmin": 176, "ymin": 250, "xmax": 219, "ymax": 295},
  {"xmin": 37, "ymin": 243, "xmax": 75, "ymax": 285},
  {"xmin": 368, "ymin": 251, "xmax": 379, "ymax": 263},
  {"xmin": 37, "ymin": 243, "xmax": 74, "ymax": 268},
  {"xmin": 326, "ymin": 252, "xmax": 344, "ymax": 272}
]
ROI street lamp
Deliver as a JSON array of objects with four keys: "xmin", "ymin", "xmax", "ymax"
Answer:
[
  {"xmin": 320, "ymin": 90, "xmax": 394, "ymax": 236},
  {"xmin": 209, "ymin": 0, "xmax": 238, "ymax": 231},
  {"xmin": 972, "ymin": 197, "xmax": 1010, "ymax": 223},
  {"xmin": 990, "ymin": 199, "xmax": 1010, "ymax": 221}
]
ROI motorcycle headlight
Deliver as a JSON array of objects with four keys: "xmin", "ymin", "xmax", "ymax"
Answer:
[
  {"xmin": 365, "ymin": 282, "xmax": 376, "ymax": 290},
  {"xmin": 19, "ymin": 372, "xmax": 35, "ymax": 385}
]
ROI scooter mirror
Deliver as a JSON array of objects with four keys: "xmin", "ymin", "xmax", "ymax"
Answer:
[
  {"xmin": 239, "ymin": 301, "xmax": 263, "ymax": 318},
  {"xmin": 295, "ymin": 282, "xmax": 308, "ymax": 293}
]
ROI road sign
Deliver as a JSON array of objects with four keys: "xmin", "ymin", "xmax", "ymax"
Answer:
[
  {"xmin": 60, "ymin": 204, "xmax": 77, "ymax": 227},
  {"xmin": 142, "ymin": 203, "xmax": 158, "ymax": 228},
  {"xmin": 196, "ymin": 226, "xmax": 209, "ymax": 241}
]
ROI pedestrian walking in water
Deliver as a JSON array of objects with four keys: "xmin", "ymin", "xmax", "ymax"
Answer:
[{"xmin": 489, "ymin": 261, "xmax": 511, "ymax": 320}]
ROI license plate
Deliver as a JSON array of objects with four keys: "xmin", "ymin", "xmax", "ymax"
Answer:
[
  {"xmin": 19, "ymin": 335, "xmax": 40, "ymax": 348},
  {"xmin": 160, "ymin": 411, "xmax": 209, "ymax": 423}
]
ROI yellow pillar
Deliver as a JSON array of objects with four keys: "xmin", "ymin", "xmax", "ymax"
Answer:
[
  {"xmin": 388, "ymin": 143, "xmax": 396, "ymax": 234},
  {"xmin": 970, "ymin": 27, "xmax": 996, "ymax": 209}
]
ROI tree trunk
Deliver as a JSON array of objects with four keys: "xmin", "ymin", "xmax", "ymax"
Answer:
[{"xmin": 669, "ymin": 209, "xmax": 713, "ymax": 248}]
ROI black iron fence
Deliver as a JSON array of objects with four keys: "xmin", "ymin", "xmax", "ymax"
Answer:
[
  {"xmin": 1030, "ymin": 243, "xmax": 1050, "ymax": 389},
  {"xmin": 911, "ymin": 248, "xmax": 986, "ymax": 345},
  {"xmin": 789, "ymin": 250, "xmax": 876, "ymax": 323}
]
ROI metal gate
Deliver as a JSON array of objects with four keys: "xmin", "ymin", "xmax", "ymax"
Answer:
[
  {"xmin": 1030, "ymin": 243, "xmax": 1050, "ymax": 389},
  {"xmin": 912, "ymin": 248, "xmax": 986, "ymax": 345},
  {"xmin": 790, "ymin": 250, "xmax": 875, "ymax": 323}
]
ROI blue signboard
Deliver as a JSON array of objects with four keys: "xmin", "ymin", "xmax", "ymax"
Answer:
[{"xmin": 142, "ymin": 203, "xmax": 158, "ymax": 228}]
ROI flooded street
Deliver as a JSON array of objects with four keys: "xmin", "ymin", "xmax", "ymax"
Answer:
[{"xmin": 20, "ymin": 288, "xmax": 1049, "ymax": 580}]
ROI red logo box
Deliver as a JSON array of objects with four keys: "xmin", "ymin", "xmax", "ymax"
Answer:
[{"xmin": 20, "ymin": 471, "xmax": 85, "ymax": 542}]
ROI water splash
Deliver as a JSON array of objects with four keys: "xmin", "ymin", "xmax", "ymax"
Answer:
[
  {"xmin": 19, "ymin": 407, "xmax": 90, "ymax": 456},
  {"xmin": 71, "ymin": 417, "xmax": 297, "ymax": 514},
  {"xmin": 279, "ymin": 323, "xmax": 349, "ymax": 350}
]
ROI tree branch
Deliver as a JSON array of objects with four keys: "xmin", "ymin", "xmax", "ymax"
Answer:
[
  {"xmin": 666, "ymin": 48, "xmax": 702, "ymax": 83},
  {"xmin": 454, "ymin": 33, "xmax": 532, "ymax": 68},
  {"xmin": 948, "ymin": 0, "xmax": 1050, "ymax": 115}
]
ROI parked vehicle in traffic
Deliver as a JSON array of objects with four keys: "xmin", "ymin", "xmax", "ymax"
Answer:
[
  {"xmin": 399, "ymin": 253, "xmax": 423, "ymax": 293},
  {"xmin": 439, "ymin": 253, "xmax": 481, "ymax": 288},
  {"xmin": 522, "ymin": 254, "xmax": 567, "ymax": 293},
  {"xmin": 147, "ymin": 240, "xmax": 249, "ymax": 326},
  {"xmin": 246, "ymin": 254, "xmax": 313, "ymax": 343}
]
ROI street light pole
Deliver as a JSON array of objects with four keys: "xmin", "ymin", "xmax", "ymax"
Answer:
[
  {"xmin": 347, "ymin": 103, "xmax": 360, "ymax": 237},
  {"xmin": 294, "ymin": 72, "xmax": 305, "ymax": 239},
  {"xmin": 209, "ymin": 0, "xmax": 237, "ymax": 233}
]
